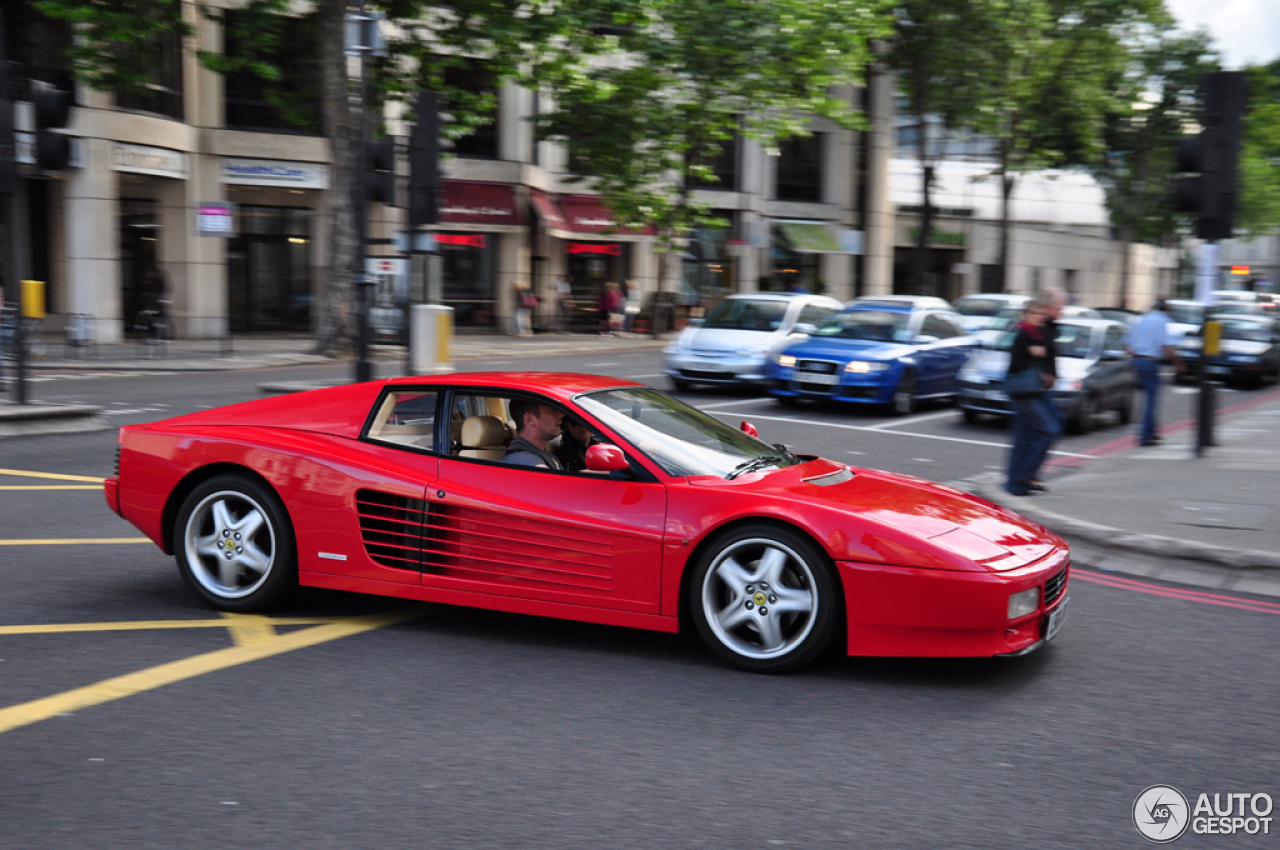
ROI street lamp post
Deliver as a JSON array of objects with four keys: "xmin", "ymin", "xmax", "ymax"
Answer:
[{"xmin": 346, "ymin": 2, "xmax": 384, "ymax": 384}]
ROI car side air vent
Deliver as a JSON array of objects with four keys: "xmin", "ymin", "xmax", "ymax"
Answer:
[
  {"xmin": 804, "ymin": 468, "xmax": 855, "ymax": 486},
  {"xmin": 355, "ymin": 489, "xmax": 427, "ymax": 570}
]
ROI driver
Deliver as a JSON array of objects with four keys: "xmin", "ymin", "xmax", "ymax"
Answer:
[{"xmin": 502, "ymin": 398, "xmax": 565, "ymax": 469}]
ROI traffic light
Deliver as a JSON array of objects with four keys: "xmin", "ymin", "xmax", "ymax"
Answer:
[
  {"xmin": 409, "ymin": 90, "xmax": 453, "ymax": 228},
  {"xmin": 1173, "ymin": 71, "xmax": 1247, "ymax": 241},
  {"xmin": 33, "ymin": 83, "xmax": 72, "ymax": 172},
  {"xmin": 364, "ymin": 138, "xmax": 396, "ymax": 206}
]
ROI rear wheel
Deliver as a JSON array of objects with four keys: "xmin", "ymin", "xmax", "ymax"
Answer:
[
  {"xmin": 174, "ymin": 474, "xmax": 296, "ymax": 612},
  {"xmin": 1068, "ymin": 394, "xmax": 1096, "ymax": 435},
  {"xmin": 688, "ymin": 526, "xmax": 838, "ymax": 674},
  {"xmin": 892, "ymin": 371, "xmax": 918, "ymax": 416},
  {"xmin": 1117, "ymin": 387, "xmax": 1134, "ymax": 424},
  {"xmin": 962, "ymin": 407, "xmax": 981, "ymax": 424}
]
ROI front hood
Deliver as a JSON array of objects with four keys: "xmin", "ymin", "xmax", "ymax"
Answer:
[
  {"xmin": 691, "ymin": 462, "xmax": 1060, "ymax": 571},
  {"xmin": 782, "ymin": 338, "xmax": 912, "ymax": 362},
  {"xmin": 684, "ymin": 327, "xmax": 777, "ymax": 353},
  {"xmin": 1222, "ymin": 340, "xmax": 1268, "ymax": 356}
]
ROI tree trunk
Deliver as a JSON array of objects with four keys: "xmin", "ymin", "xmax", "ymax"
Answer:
[
  {"xmin": 1117, "ymin": 226, "xmax": 1132, "ymax": 309},
  {"xmin": 998, "ymin": 166, "xmax": 1015, "ymax": 294},
  {"xmin": 911, "ymin": 111, "xmax": 932, "ymax": 296},
  {"xmin": 313, "ymin": 0, "xmax": 360, "ymax": 356}
]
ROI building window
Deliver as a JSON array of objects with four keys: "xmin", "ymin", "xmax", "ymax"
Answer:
[
  {"xmin": 444, "ymin": 61, "xmax": 499, "ymax": 160},
  {"xmin": 775, "ymin": 134, "xmax": 824, "ymax": 203},
  {"xmin": 4, "ymin": 6, "xmax": 72, "ymax": 88},
  {"xmin": 689, "ymin": 136, "xmax": 739, "ymax": 191},
  {"xmin": 222, "ymin": 9, "xmax": 322, "ymax": 134},
  {"xmin": 113, "ymin": 0, "xmax": 184, "ymax": 121}
]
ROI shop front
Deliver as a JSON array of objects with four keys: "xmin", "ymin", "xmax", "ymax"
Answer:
[
  {"xmin": 549, "ymin": 194, "xmax": 653, "ymax": 330},
  {"xmin": 436, "ymin": 180, "xmax": 524, "ymax": 328},
  {"xmin": 770, "ymin": 220, "xmax": 843, "ymax": 294}
]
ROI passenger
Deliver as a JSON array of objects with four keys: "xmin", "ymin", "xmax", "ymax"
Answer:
[
  {"xmin": 554, "ymin": 417, "xmax": 599, "ymax": 471},
  {"xmin": 502, "ymin": 398, "xmax": 565, "ymax": 469}
]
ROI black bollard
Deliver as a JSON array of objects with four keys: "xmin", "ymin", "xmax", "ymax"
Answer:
[{"xmin": 355, "ymin": 278, "xmax": 375, "ymax": 383}]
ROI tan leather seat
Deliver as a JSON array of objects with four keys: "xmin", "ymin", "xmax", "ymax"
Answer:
[{"xmin": 459, "ymin": 415, "xmax": 508, "ymax": 460}]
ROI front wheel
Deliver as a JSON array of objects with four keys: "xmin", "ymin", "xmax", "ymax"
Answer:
[
  {"xmin": 688, "ymin": 526, "xmax": 838, "ymax": 673},
  {"xmin": 670, "ymin": 377, "xmax": 691, "ymax": 392},
  {"xmin": 892, "ymin": 371, "xmax": 917, "ymax": 416},
  {"xmin": 174, "ymin": 474, "xmax": 296, "ymax": 612}
]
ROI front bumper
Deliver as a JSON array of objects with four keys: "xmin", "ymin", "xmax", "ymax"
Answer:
[
  {"xmin": 768, "ymin": 366, "xmax": 898, "ymax": 404},
  {"xmin": 665, "ymin": 351, "xmax": 771, "ymax": 385},
  {"xmin": 837, "ymin": 550, "xmax": 1071, "ymax": 657},
  {"xmin": 959, "ymin": 381, "xmax": 1081, "ymax": 419}
]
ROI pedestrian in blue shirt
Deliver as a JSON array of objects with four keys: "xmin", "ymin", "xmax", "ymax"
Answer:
[{"xmin": 1126, "ymin": 299, "xmax": 1183, "ymax": 446}]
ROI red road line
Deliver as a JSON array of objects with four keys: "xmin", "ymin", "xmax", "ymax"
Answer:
[
  {"xmin": 1046, "ymin": 384, "xmax": 1280, "ymax": 469},
  {"xmin": 1073, "ymin": 569, "xmax": 1280, "ymax": 615}
]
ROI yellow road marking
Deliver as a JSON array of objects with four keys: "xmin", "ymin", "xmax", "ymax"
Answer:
[
  {"xmin": 0, "ymin": 610, "xmax": 420, "ymax": 735},
  {"xmin": 0, "ymin": 485, "xmax": 103, "ymax": 491},
  {"xmin": 0, "ymin": 468, "xmax": 105, "ymax": 483},
  {"xmin": 0, "ymin": 617, "xmax": 333, "ymax": 636},
  {"xmin": 220, "ymin": 612, "xmax": 277, "ymax": 647},
  {"xmin": 0, "ymin": 538, "xmax": 151, "ymax": 546}
]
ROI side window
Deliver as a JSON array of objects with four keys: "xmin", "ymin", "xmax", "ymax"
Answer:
[
  {"xmin": 936, "ymin": 315, "xmax": 964, "ymax": 338},
  {"xmin": 920, "ymin": 314, "xmax": 949, "ymax": 340},
  {"xmin": 796, "ymin": 304, "xmax": 832, "ymax": 327},
  {"xmin": 1104, "ymin": 327, "xmax": 1124, "ymax": 352},
  {"xmin": 451, "ymin": 393, "xmax": 515, "ymax": 458},
  {"xmin": 366, "ymin": 391, "xmax": 440, "ymax": 450}
]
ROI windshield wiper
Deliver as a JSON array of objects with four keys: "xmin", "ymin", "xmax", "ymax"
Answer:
[
  {"xmin": 772, "ymin": 443, "xmax": 799, "ymax": 464},
  {"xmin": 727, "ymin": 455, "xmax": 781, "ymax": 480}
]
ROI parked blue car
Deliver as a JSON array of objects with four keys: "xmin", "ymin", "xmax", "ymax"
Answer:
[{"xmin": 767, "ymin": 304, "xmax": 977, "ymax": 414}]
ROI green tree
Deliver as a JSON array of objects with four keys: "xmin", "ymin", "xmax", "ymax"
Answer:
[
  {"xmin": 535, "ymin": 0, "xmax": 891, "ymax": 298},
  {"xmin": 1239, "ymin": 59, "xmax": 1280, "ymax": 236},
  {"xmin": 1092, "ymin": 27, "xmax": 1217, "ymax": 305}
]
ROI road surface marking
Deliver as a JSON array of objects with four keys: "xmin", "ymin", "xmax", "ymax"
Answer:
[
  {"xmin": 0, "ymin": 485, "xmax": 101, "ymax": 491},
  {"xmin": 1074, "ymin": 569, "xmax": 1280, "ymax": 616},
  {"xmin": 0, "ymin": 538, "xmax": 151, "ymax": 546},
  {"xmin": 0, "ymin": 468, "xmax": 105, "ymax": 483},
  {"xmin": 709, "ymin": 411, "xmax": 1094, "ymax": 457},
  {"xmin": 0, "ymin": 617, "xmax": 338, "ymax": 636},
  {"xmin": 700, "ymin": 398, "xmax": 775, "ymax": 410},
  {"xmin": 862, "ymin": 409, "xmax": 960, "ymax": 430},
  {"xmin": 0, "ymin": 609, "xmax": 420, "ymax": 735}
]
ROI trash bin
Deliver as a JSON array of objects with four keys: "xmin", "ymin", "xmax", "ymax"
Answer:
[
  {"xmin": 21, "ymin": 280, "xmax": 45, "ymax": 319},
  {"xmin": 409, "ymin": 304, "xmax": 454, "ymax": 375}
]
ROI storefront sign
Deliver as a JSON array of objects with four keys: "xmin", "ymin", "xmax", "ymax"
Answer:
[
  {"xmin": 221, "ymin": 158, "xmax": 329, "ymax": 189},
  {"xmin": 111, "ymin": 143, "xmax": 188, "ymax": 180},
  {"xmin": 440, "ymin": 181, "xmax": 522, "ymax": 226},
  {"xmin": 568, "ymin": 242, "xmax": 621, "ymax": 256},
  {"xmin": 436, "ymin": 234, "xmax": 487, "ymax": 248},
  {"xmin": 907, "ymin": 226, "xmax": 967, "ymax": 247},
  {"xmin": 197, "ymin": 202, "xmax": 235, "ymax": 237}
]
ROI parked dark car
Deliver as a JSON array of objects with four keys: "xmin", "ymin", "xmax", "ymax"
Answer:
[
  {"xmin": 958, "ymin": 318, "xmax": 1136, "ymax": 434},
  {"xmin": 1176, "ymin": 314, "xmax": 1280, "ymax": 387}
]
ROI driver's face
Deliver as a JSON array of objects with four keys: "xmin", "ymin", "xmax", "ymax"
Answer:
[{"xmin": 534, "ymin": 406, "xmax": 564, "ymax": 442}]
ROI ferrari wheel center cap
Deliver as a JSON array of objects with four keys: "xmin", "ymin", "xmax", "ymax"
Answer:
[
  {"xmin": 223, "ymin": 538, "xmax": 236, "ymax": 552},
  {"xmin": 752, "ymin": 591, "xmax": 768, "ymax": 607}
]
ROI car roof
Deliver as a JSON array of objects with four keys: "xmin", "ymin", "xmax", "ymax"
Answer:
[
  {"xmin": 1057, "ymin": 317, "xmax": 1121, "ymax": 329},
  {"xmin": 953, "ymin": 293, "xmax": 1028, "ymax": 302},
  {"xmin": 842, "ymin": 302, "xmax": 915, "ymax": 314},
  {"xmin": 723, "ymin": 292, "xmax": 828, "ymax": 303}
]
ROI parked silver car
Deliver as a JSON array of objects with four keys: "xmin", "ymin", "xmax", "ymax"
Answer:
[
  {"xmin": 958, "ymin": 318, "xmax": 1136, "ymax": 434},
  {"xmin": 663, "ymin": 293, "xmax": 843, "ymax": 390},
  {"xmin": 951, "ymin": 293, "xmax": 1031, "ymax": 333}
]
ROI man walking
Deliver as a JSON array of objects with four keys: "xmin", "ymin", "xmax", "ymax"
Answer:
[{"xmin": 1126, "ymin": 298, "xmax": 1181, "ymax": 446}]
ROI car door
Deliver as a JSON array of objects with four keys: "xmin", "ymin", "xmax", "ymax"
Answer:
[
  {"xmin": 1096, "ymin": 324, "xmax": 1128, "ymax": 405},
  {"xmin": 914, "ymin": 313, "xmax": 959, "ymax": 395},
  {"xmin": 427, "ymin": 392, "xmax": 667, "ymax": 615}
]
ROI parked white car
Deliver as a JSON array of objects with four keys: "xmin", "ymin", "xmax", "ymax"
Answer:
[
  {"xmin": 663, "ymin": 293, "xmax": 843, "ymax": 390},
  {"xmin": 951, "ymin": 293, "xmax": 1032, "ymax": 333}
]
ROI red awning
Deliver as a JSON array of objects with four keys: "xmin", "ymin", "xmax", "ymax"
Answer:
[
  {"xmin": 528, "ymin": 189, "xmax": 567, "ymax": 231},
  {"xmin": 441, "ymin": 181, "xmax": 524, "ymax": 227},
  {"xmin": 558, "ymin": 194, "xmax": 655, "ymax": 238}
]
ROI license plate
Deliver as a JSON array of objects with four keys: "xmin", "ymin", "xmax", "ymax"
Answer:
[
  {"xmin": 1206, "ymin": 365, "xmax": 1231, "ymax": 376},
  {"xmin": 798, "ymin": 372, "xmax": 840, "ymax": 385},
  {"xmin": 984, "ymin": 389, "xmax": 1008, "ymax": 401},
  {"xmin": 1045, "ymin": 596, "xmax": 1070, "ymax": 642}
]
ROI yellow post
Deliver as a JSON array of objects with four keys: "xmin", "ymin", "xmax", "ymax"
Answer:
[
  {"xmin": 20, "ymin": 280, "xmax": 46, "ymax": 320},
  {"xmin": 1203, "ymin": 320, "xmax": 1221, "ymax": 357}
]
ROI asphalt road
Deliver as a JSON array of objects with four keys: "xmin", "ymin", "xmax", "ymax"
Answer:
[{"xmin": 2, "ymin": 350, "xmax": 1277, "ymax": 848}]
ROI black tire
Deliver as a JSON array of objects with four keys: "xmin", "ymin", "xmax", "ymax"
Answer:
[
  {"xmin": 961, "ymin": 407, "xmax": 981, "ymax": 424},
  {"xmin": 1068, "ymin": 394, "xmax": 1096, "ymax": 435},
  {"xmin": 688, "ymin": 525, "xmax": 839, "ymax": 674},
  {"xmin": 892, "ymin": 371, "xmax": 917, "ymax": 416},
  {"xmin": 174, "ymin": 474, "xmax": 296, "ymax": 612},
  {"xmin": 776, "ymin": 395, "xmax": 798, "ymax": 408},
  {"xmin": 1117, "ymin": 388, "xmax": 1134, "ymax": 425},
  {"xmin": 670, "ymin": 377, "xmax": 691, "ymax": 392}
]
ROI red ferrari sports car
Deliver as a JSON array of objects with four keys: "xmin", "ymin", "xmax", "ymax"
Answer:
[{"xmin": 105, "ymin": 372, "xmax": 1069, "ymax": 673}]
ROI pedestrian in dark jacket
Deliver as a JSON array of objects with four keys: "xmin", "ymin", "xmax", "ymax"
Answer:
[{"xmin": 1005, "ymin": 298, "xmax": 1063, "ymax": 496}]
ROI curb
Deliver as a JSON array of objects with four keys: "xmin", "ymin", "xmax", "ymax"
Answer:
[
  {"xmin": 0, "ymin": 403, "xmax": 108, "ymax": 437},
  {"xmin": 965, "ymin": 476, "xmax": 1280, "ymax": 571}
]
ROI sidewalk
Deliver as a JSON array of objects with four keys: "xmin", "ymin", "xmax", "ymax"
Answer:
[{"xmin": 963, "ymin": 386, "xmax": 1280, "ymax": 598}]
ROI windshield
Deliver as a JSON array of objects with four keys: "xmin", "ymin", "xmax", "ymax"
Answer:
[
  {"xmin": 577, "ymin": 388, "xmax": 800, "ymax": 478},
  {"xmin": 702, "ymin": 299, "xmax": 789, "ymax": 332},
  {"xmin": 814, "ymin": 309, "xmax": 911, "ymax": 342},
  {"xmin": 1220, "ymin": 319, "xmax": 1273, "ymax": 342},
  {"xmin": 954, "ymin": 298, "xmax": 1010, "ymax": 317},
  {"xmin": 993, "ymin": 324, "xmax": 1094, "ymax": 358},
  {"xmin": 1168, "ymin": 303, "xmax": 1205, "ymax": 325},
  {"xmin": 986, "ymin": 308, "xmax": 1022, "ymax": 334}
]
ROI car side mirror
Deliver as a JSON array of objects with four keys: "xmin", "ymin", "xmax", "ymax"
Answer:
[
  {"xmin": 740, "ymin": 421, "xmax": 759, "ymax": 438},
  {"xmin": 793, "ymin": 322, "xmax": 817, "ymax": 336},
  {"xmin": 585, "ymin": 444, "xmax": 630, "ymax": 472}
]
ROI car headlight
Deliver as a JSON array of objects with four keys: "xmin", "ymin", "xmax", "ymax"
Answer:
[
  {"xmin": 1008, "ymin": 587, "xmax": 1039, "ymax": 620},
  {"xmin": 1055, "ymin": 379, "xmax": 1083, "ymax": 393},
  {"xmin": 844, "ymin": 361, "xmax": 890, "ymax": 374},
  {"xmin": 776, "ymin": 354, "xmax": 796, "ymax": 368},
  {"xmin": 737, "ymin": 347, "xmax": 771, "ymax": 358}
]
